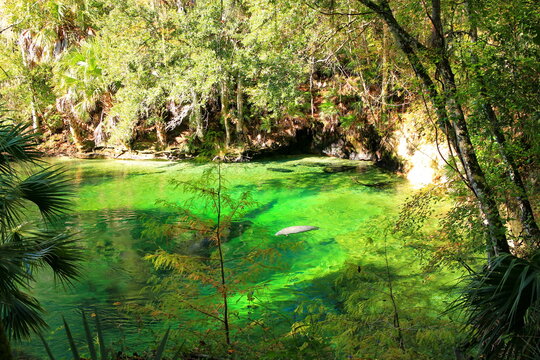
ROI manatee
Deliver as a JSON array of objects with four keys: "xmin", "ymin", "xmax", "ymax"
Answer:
[
  {"xmin": 275, "ymin": 225, "xmax": 319, "ymax": 236},
  {"xmin": 355, "ymin": 180, "xmax": 393, "ymax": 188},
  {"xmin": 319, "ymin": 238, "xmax": 336, "ymax": 246},
  {"xmin": 323, "ymin": 165, "xmax": 357, "ymax": 173},
  {"xmin": 228, "ymin": 220, "xmax": 254, "ymax": 239},
  {"xmin": 267, "ymin": 167, "xmax": 294, "ymax": 173}
]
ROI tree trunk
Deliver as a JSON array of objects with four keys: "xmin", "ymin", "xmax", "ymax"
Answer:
[
  {"xmin": 429, "ymin": 0, "xmax": 509, "ymax": 255},
  {"xmin": 236, "ymin": 73, "xmax": 244, "ymax": 136},
  {"xmin": 483, "ymin": 104, "xmax": 540, "ymax": 243},
  {"xmin": 358, "ymin": 0, "xmax": 509, "ymax": 255},
  {"xmin": 191, "ymin": 89, "xmax": 204, "ymax": 140},
  {"xmin": 67, "ymin": 118, "xmax": 84, "ymax": 150},
  {"xmin": 443, "ymin": 79, "xmax": 510, "ymax": 255},
  {"xmin": 156, "ymin": 120, "xmax": 167, "ymax": 148},
  {"xmin": 30, "ymin": 94, "xmax": 39, "ymax": 133},
  {"xmin": 20, "ymin": 46, "xmax": 39, "ymax": 134},
  {"xmin": 465, "ymin": 0, "xmax": 539, "ymax": 244},
  {"xmin": 310, "ymin": 57, "xmax": 315, "ymax": 118},
  {"xmin": 57, "ymin": 100, "xmax": 85, "ymax": 150},
  {"xmin": 380, "ymin": 23, "xmax": 389, "ymax": 125},
  {"xmin": 215, "ymin": 162, "xmax": 231, "ymax": 346},
  {"xmin": 220, "ymin": 79, "xmax": 231, "ymax": 146}
]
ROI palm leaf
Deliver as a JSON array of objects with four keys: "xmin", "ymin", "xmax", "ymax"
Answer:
[
  {"xmin": 0, "ymin": 110, "xmax": 81, "ymax": 345},
  {"xmin": 18, "ymin": 167, "xmax": 73, "ymax": 222},
  {"xmin": 63, "ymin": 316, "xmax": 80, "ymax": 360},
  {"xmin": 0, "ymin": 167, "xmax": 72, "ymax": 235},
  {"xmin": 94, "ymin": 311, "xmax": 107, "ymax": 360},
  {"xmin": 0, "ymin": 232, "xmax": 81, "ymax": 339},
  {"xmin": 0, "ymin": 121, "xmax": 40, "ymax": 173},
  {"xmin": 37, "ymin": 332, "xmax": 56, "ymax": 360},
  {"xmin": 82, "ymin": 310, "xmax": 98, "ymax": 360},
  {"xmin": 154, "ymin": 327, "xmax": 170, "ymax": 360},
  {"xmin": 454, "ymin": 251, "xmax": 540, "ymax": 359},
  {"xmin": 0, "ymin": 290, "xmax": 46, "ymax": 340},
  {"xmin": 27, "ymin": 230, "xmax": 83, "ymax": 285}
]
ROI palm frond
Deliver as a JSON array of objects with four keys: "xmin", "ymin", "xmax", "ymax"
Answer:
[
  {"xmin": 81, "ymin": 310, "xmax": 98, "ymax": 360},
  {"xmin": 0, "ymin": 121, "xmax": 40, "ymax": 173},
  {"xmin": 0, "ymin": 231, "xmax": 82, "ymax": 339},
  {"xmin": 1, "ymin": 165, "xmax": 71, "ymax": 234},
  {"xmin": 94, "ymin": 311, "xmax": 107, "ymax": 360},
  {"xmin": 37, "ymin": 332, "xmax": 56, "ymax": 360},
  {"xmin": 454, "ymin": 251, "xmax": 540, "ymax": 359},
  {"xmin": 24, "ymin": 230, "xmax": 83, "ymax": 285},
  {"xmin": 0, "ymin": 249, "xmax": 34, "ymax": 294},
  {"xmin": 18, "ymin": 167, "xmax": 73, "ymax": 222},
  {"xmin": 63, "ymin": 316, "xmax": 80, "ymax": 360},
  {"xmin": 0, "ymin": 110, "xmax": 81, "ymax": 343},
  {"xmin": 0, "ymin": 290, "xmax": 46, "ymax": 340}
]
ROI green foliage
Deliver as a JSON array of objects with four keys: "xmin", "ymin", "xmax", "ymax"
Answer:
[
  {"xmin": 395, "ymin": 184, "xmax": 488, "ymax": 270},
  {"xmin": 40, "ymin": 311, "xmax": 170, "ymax": 360},
  {"xmin": 63, "ymin": 316, "xmax": 80, "ymax": 360},
  {"xmin": 0, "ymin": 112, "xmax": 82, "ymax": 341},
  {"xmin": 454, "ymin": 251, "xmax": 540, "ymax": 359},
  {"xmin": 140, "ymin": 164, "xmax": 352, "ymax": 358},
  {"xmin": 53, "ymin": 40, "xmax": 107, "ymax": 120},
  {"xmin": 1, "ymin": 0, "xmax": 539, "ymax": 357},
  {"xmin": 284, "ymin": 219, "xmax": 463, "ymax": 360},
  {"xmin": 143, "ymin": 163, "xmax": 254, "ymax": 353},
  {"xmin": 81, "ymin": 311, "xmax": 98, "ymax": 360}
]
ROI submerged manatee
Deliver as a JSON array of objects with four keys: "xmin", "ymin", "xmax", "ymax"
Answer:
[
  {"xmin": 275, "ymin": 225, "xmax": 319, "ymax": 236},
  {"xmin": 267, "ymin": 167, "xmax": 294, "ymax": 173},
  {"xmin": 323, "ymin": 165, "xmax": 358, "ymax": 173}
]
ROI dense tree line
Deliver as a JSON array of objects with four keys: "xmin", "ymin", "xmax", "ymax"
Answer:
[
  {"xmin": 0, "ymin": 0, "xmax": 415, "ymax": 158},
  {"xmin": 1, "ymin": 0, "xmax": 539, "ymax": 358}
]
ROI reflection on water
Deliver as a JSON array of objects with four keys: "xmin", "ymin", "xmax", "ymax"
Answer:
[{"xmin": 18, "ymin": 156, "xmax": 411, "ymax": 357}]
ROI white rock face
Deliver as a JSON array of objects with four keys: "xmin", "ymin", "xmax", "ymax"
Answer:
[{"xmin": 395, "ymin": 112, "xmax": 449, "ymax": 189}]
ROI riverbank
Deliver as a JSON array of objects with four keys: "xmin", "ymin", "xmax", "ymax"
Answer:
[{"xmin": 38, "ymin": 133, "xmax": 445, "ymax": 190}]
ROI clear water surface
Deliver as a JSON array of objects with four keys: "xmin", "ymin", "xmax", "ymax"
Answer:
[{"xmin": 16, "ymin": 156, "xmax": 458, "ymax": 358}]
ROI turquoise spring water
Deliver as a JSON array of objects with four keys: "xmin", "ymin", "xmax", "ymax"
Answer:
[{"xmin": 15, "ymin": 156, "xmax": 460, "ymax": 358}]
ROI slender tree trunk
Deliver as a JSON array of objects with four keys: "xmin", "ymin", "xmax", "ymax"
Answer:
[
  {"xmin": 430, "ymin": 0, "xmax": 508, "ymax": 255},
  {"xmin": 156, "ymin": 120, "xmax": 167, "ymax": 148},
  {"xmin": 383, "ymin": 233, "xmax": 405, "ymax": 351},
  {"xmin": 0, "ymin": 322, "xmax": 13, "ymax": 360},
  {"xmin": 358, "ymin": 0, "xmax": 509, "ymax": 255},
  {"xmin": 465, "ymin": 0, "xmax": 539, "ymax": 244},
  {"xmin": 20, "ymin": 45, "xmax": 39, "ymax": 134},
  {"xmin": 443, "ymin": 74, "xmax": 509, "ymax": 255},
  {"xmin": 191, "ymin": 89, "xmax": 204, "ymax": 140},
  {"xmin": 310, "ymin": 57, "xmax": 315, "ymax": 118},
  {"xmin": 220, "ymin": 79, "xmax": 231, "ymax": 146},
  {"xmin": 236, "ymin": 73, "xmax": 244, "ymax": 136},
  {"xmin": 483, "ymin": 104, "xmax": 540, "ymax": 242},
  {"xmin": 430, "ymin": 0, "xmax": 509, "ymax": 254},
  {"xmin": 215, "ymin": 162, "xmax": 231, "ymax": 346},
  {"xmin": 30, "ymin": 94, "xmax": 39, "ymax": 133},
  {"xmin": 67, "ymin": 118, "xmax": 84, "ymax": 150},
  {"xmin": 380, "ymin": 23, "xmax": 389, "ymax": 125}
]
